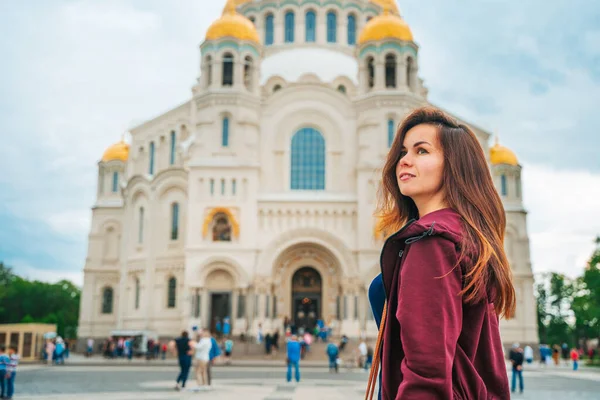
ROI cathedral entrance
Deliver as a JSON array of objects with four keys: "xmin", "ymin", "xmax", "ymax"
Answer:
[
  {"xmin": 291, "ymin": 267, "xmax": 322, "ymax": 332},
  {"xmin": 209, "ymin": 292, "xmax": 230, "ymax": 334}
]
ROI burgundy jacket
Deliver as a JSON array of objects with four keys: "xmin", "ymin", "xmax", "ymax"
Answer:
[{"xmin": 378, "ymin": 208, "xmax": 509, "ymax": 400}]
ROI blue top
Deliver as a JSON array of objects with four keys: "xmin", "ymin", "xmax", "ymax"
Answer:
[
  {"xmin": 0, "ymin": 354, "xmax": 9, "ymax": 371},
  {"xmin": 287, "ymin": 340, "xmax": 302, "ymax": 363},
  {"xmin": 209, "ymin": 337, "xmax": 222, "ymax": 361},
  {"xmin": 326, "ymin": 343, "xmax": 339, "ymax": 357},
  {"xmin": 368, "ymin": 273, "xmax": 386, "ymax": 400}
]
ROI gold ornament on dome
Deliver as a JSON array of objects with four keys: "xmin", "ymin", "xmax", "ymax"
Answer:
[
  {"xmin": 490, "ymin": 138, "xmax": 519, "ymax": 166},
  {"xmin": 101, "ymin": 139, "xmax": 129, "ymax": 162},
  {"xmin": 206, "ymin": 0, "xmax": 259, "ymax": 43},
  {"xmin": 358, "ymin": 4, "xmax": 413, "ymax": 44}
]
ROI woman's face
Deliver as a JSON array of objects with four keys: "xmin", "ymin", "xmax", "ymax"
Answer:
[{"xmin": 395, "ymin": 124, "xmax": 445, "ymax": 207}]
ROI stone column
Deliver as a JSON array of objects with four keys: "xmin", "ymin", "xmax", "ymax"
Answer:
[
  {"xmin": 234, "ymin": 58, "xmax": 244, "ymax": 89},
  {"xmin": 397, "ymin": 58, "xmax": 407, "ymax": 89},
  {"xmin": 214, "ymin": 56, "xmax": 223, "ymax": 88},
  {"xmin": 375, "ymin": 60, "xmax": 385, "ymax": 90}
]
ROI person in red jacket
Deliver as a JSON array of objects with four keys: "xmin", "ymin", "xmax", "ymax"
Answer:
[{"xmin": 366, "ymin": 107, "xmax": 514, "ymax": 400}]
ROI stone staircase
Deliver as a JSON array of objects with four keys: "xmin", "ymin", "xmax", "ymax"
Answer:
[{"xmin": 227, "ymin": 336, "xmax": 362, "ymax": 363}]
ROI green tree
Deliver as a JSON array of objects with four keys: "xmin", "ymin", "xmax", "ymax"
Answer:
[
  {"xmin": 535, "ymin": 272, "xmax": 574, "ymax": 346},
  {"xmin": 571, "ymin": 236, "xmax": 600, "ymax": 346},
  {"xmin": 0, "ymin": 262, "xmax": 81, "ymax": 338}
]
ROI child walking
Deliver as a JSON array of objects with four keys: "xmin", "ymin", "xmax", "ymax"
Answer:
[{"xmin": 5, "ymin": 344, "xmax": 19, "ymax": 399}]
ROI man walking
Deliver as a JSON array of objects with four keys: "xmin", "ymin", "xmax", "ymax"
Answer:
[
  {"xmin": 326, "ymin": 342, "xmax": 339, "ymax": 373},
  {"xmin": 509, "ymin": 343, "xmax": 524, "ymax": 394},
  {"xmin": 286, "ymin": 335, "xmax": 301, "ymax": 383},
  {"xmin": 170, "ymin": 331, "xmax": 193, "ymax": 391}
]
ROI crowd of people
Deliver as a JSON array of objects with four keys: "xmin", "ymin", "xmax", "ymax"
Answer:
[{"xmin": 43, "ymin": 336, "xmax": 69, "ymax": 365}]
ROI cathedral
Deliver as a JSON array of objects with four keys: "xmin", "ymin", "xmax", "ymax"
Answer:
[{"xmin": 78, "ymin": 0, "xmax": 538, "ymax": 347}]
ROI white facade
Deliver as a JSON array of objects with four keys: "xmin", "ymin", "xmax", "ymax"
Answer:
[{"xmin": 78, "ymin": 0, "xmax": 538, "ymax": 346}]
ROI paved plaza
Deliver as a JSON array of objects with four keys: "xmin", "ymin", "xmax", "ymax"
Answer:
[{"xmin": 11, "ymin": 362, "xmax": 600, "ymax": 400}]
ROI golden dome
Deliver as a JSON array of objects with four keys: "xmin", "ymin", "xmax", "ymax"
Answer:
[
  {"xmin": 370, "ymin": 0, "xmax": 400, "ymax": 14},
  {"xmin": 358, "ymin": 9, "xmax": 413, "ymax": 44},
  {"xmin": 101, "ymin": 139, "xmax": 129, "ymax": 162},
  {"xmin": 206, "ymin": 0, "xmax": 259, "ymax": 43},
  {"xmin": 490, "ymin": 140, "xmax": 519, "ymax": 166}
]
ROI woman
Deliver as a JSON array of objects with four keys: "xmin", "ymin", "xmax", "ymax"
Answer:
[
  {"xmin": 366, "ymin": 107, "xmax": 514, "ymax": 399},
  {"xmin": 193, "ymin": 331, "xmax": 212, "ymax": 389}
]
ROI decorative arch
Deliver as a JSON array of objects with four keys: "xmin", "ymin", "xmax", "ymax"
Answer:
[
  {"xmin": 198, "ymin": 257, "xmax": 249, "ymax": 288},
  {"xmin": 202, "ymin": 207, "xmax": 240, "ymax": 238},
  {"xmin": 259, "ymin": 227, "xmax": 356, "ymax": 278}
]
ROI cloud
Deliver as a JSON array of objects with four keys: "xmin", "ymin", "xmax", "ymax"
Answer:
[{"xmin": 522, "ymin": 164, "xmax": 600, "ymax": 278}]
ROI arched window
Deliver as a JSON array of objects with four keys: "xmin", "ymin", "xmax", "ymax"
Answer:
[
  {"xmin": 327, "ymin": 11, "xmax": 337, "ymax": 43},
  {"xmin": 222, "ymin": 116, "xmax": 230, "ymax": 147},
  {"xmin": 501, "ymin": 175, "xmax": 507, "ymax": 196},
  {"xmin": 167, "ymin": 277, "xmax": 177, "ymax": 308},
  {"xmin": 102, "ymin": 287, "xmax": 113, "ymax": 314},
  {"xmin": 221, "ymin": 179, "xmax": 226, "ymax": 195},
  {"xmin": 232, "ymin": 179, "xmax": 237, "ymax": 195},
  {"xmin": 385, "ymin": 54, "xmax": 397, "ymax": 88},
  {"xmin": 212, "ymin": 214, "xmax": 232, "ymax": 241},
  {"xmin": 347, "ymin": 14, "xmax": 356, "ymax": 45},
  {"xmin": 134, "ymin": 278, "xmax": 140, "ymax": 310},
  {"xmin": 112, "ymin": 171, "xmax": 118, "ymax": 193},
  {"xmin": 285, "ymin": 11, "xmax": 295, "ymax": 43},
  {"xmin": 138, "ymin": 207, "xmax": 144, "ymax": 244},
  {"xmin": 171, "ymin": 202, "xmax": 179, "ymax": 240},
  {"xmin": 367, "ymin": 57, "xmax": 375, "ymax": 89},
  {"xmin": 406, "ymin": 56, "xmax": 414, "ymax": 89},
  {"xmin": 222, "ymin": 53, "xmax": 234, "ymax": 86},
  {"xmin": 337, "ymin": 85, "xmax": 346, "ymax": 93},
  {"xmin": 291, "ymin": 128, "xmax": 326, "ymax": 190},
  {"xmin": 169, "ymin": 130, "xmax": 176, "ymax": 165},
  {"xmin": 265, "ymin": 14, "xmax": 274, "ymax": 45},
  {"xmin": 305, "ymin": 10, "xmax": 316, "ymax": 42},
  {"xmin": 516, "ymin": 175, "xmax": 521, "ymax": 198},
  {"xmin": 388, "ymin": 119, "xmax": 395, "ymax": 147},
  {"xmin": 149, "ymin": 141, "xmax": 155, "ymax": 175},
  {"xmin": 244, "ymin": 56, "xmax": 253, "ymax": 90},
  {"xmin": 205, "ymin": 55, "xmax": 212, "ymax": 86}
]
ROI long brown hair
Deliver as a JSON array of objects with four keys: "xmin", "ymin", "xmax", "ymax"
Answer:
[{"xmin": 377, "ymin": 106, "xmax": 515, "ymax": 319}]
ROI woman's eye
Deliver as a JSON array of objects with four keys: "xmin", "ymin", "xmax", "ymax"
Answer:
[{"xmin": 417, "ymin": 148, "xmax": 428, "ymax": 154}]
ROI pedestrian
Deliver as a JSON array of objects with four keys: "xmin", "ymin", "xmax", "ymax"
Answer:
[
  {"xmin": 286, "ymin": 335, "xmax": 301, "ymax": 383},
  {"xmin": 524, "ymin": 345, "xmax": 533, "ymax": 364},
  {"xmin": 5, "ymin": 344, "xmax": 19, "ymax": 400},
  {"xmin": 161, "ymin": 342, "xmax": 167, "ymax": 360},
  {"xmin": 223, "ymin": 317, "xmax": 231, "ymax": 338},
  {"xmin": 206, "ymin": 331, "xmax": 222, "ymax": 388},
  {"xmin": 256, "ymin": 323, "xmax": 263, "ymax": 344},
  {"xmin": 224, "ymin": 338, "xmax": 233, "ymax": 365},
  {"xmin": 86, "ymin": 337, "xmax": 94, "ymax": 358},
  {"xmin": 170, "ymin": 331, "xmax": 194, "ymax": 391},
  {"xmin": 55, "ymin": 337, "xmax": 65, "ymax": 365},
  {"xmin": 509, "ymin": 343, "xmax": 524, "ymax": 394},
  {"xmin": 272, "ymin": 329, "xmax": 280, "ymax": 354},
  {"xmin": 571, "ymin": 347, "xmax": 580, "ymax": 371},
  {"xmin": 326, "ymin": 342, "xmax": 339, "ymax": 373},
  {"xmin": 265, "ymin": 331, "xmax": 272, "ymax": 355},
  {"xmin": 366, "ymin": 107, "xmax": 513, "ymax": 399},
  {"xmin": 193, "ymin": 331, "xmax": 212, "ymax": 390},
  {"xmin": 358, "ymin": 340, "xmax": 367, "ymax": 369},
  {"xmin": 45, "ymin": 340, "xmax": 55, "ymax": 366},
  {"xmin": 0, "ymin": 345, "xmax": 9, "ymax": 399},
  {"xmin": 552, "ymin": 345, "xmax": 560, "ymax": 365}
]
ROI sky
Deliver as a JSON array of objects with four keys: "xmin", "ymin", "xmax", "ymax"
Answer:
[{"xmin": 0, "ymin": 0, "xmax": 599, "ymax": 286}]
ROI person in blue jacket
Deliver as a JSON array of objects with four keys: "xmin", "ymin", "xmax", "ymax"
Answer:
[{"xmin": 286, "ymin": 335, "xmax": 301, "ymax": 383}]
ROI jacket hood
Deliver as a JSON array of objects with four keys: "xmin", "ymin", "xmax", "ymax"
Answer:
[{"xmin": 391, "ymin": 207, "xmax": 464, "ymax": 245}]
